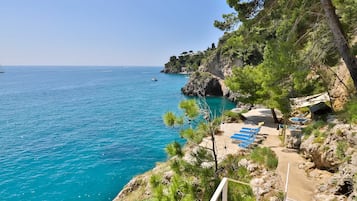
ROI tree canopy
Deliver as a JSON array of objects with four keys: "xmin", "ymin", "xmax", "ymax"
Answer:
[{"xmin": 221, "ymin": 0, "xmax": 357, "ymax": 113}]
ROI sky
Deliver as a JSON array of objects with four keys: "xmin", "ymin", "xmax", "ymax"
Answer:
[{"xmin": 0, "ymin": 0, "xmax": 233, "ymax": 66}]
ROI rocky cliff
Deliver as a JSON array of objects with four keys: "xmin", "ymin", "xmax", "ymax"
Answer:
[
  {"xmin": 181, "ymin": 72, "xmax": 223, "ymax": 97},
  {"xmin": 179, "ymin": 50, "xmax": 242, "ymax": 101},
  {"xmin": 296, "ymin": 116, "xmax": 357, "ymax": 200}
]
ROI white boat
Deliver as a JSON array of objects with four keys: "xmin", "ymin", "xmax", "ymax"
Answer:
[{"xmin": 151, "ymin": 77, "xmax": 158, "ymax": 81}]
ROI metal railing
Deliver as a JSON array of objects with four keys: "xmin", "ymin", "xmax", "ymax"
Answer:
[
  {"xmin": 210, "ymin": 163, "xmax": 291, "ymax": 201},
  {"xmin": 210, "ymin": 178, "xmax": 250, "ymax": 201}
]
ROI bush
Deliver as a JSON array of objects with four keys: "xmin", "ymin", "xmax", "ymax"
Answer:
[
  {"xmin": 336, "ymin": 140, "xmax": 348, "ymax": 160},
  {"xmin": 337, "ymin": 97, "xmax": 357, "ymax": 125},
  {"xmin": 303, "ymin": 120, "xmax": 326, "ymax": 139},
  {"xmin": 312, "ymin": 130, "xmax": 327, "ymax": 144},
  {"xmin": 250, "ymin": 147, "xmax": 278, "ymax": 170},
  {"xmin": 313, "ymin": 120, "xmax": 326, "ymax": 129},
  {"xmin": 223, "ymin": 110, "xmax": 245, "ymax": 123},
  {"xmin": 228, "ymin": 182, "xmax": 255, "ymax": 201}
]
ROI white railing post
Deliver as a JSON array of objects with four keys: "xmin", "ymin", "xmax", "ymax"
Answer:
[
  {"xmin": 222, "ymin": 178, "xmax": 228, "ymax": 201},
  {"xmin": 210, "ymin": 177, "xmax": 251, "ymax": 201},
  {"xmin": 210, "ymin": 177, "xmax": 228, "ymax": 201},
  {"xmin": 284, "ymin": 163, "xmax": 290, "ymax": 201}
]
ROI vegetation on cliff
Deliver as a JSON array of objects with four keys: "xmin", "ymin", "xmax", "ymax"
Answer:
[
  {"xmin": 163, "ymin": 0, "xmax": 357, "ymax": 107},
  {"xmin": 223, "ymin": 0, "xmax": 357, "ymax": 113},
  {"xmin": 119, "ymin": 0, "xmax": 357, "ymax": 200},
  {"xmin": 154, "ymin": 99, "xmax": 280, "ymax": 200},
  {"xmin": 163, "ymin": 46, "xmax": 216, "ymax": 74}
]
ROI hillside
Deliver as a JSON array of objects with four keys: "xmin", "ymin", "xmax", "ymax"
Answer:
[{"xmin": 162, "ymin": 0, "xmax": 357, "ymax": 108}]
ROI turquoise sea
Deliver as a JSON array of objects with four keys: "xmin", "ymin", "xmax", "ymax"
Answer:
[{"xmin": 0, "ymin": 66, "xmax": 235, "ymax": 201}]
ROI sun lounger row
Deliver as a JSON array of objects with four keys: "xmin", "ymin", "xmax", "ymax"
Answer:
[{"xmin": 230, "ymin": 126, "xmax": 261, "ymax": 148}]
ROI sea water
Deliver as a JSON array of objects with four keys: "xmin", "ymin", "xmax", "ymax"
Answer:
[{"xmin": 0, "ymin": 66, "xmax": 235, "ymax": 200}]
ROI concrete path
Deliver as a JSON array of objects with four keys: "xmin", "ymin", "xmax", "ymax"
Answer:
[{"xmin": 244, "ymin": 109, "xmax": 316, "ymax": 201}]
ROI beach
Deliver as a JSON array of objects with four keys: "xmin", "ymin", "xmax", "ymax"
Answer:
[{"xmin": 200, "ymin": 108, "xmax": 330, "ymax": 201}]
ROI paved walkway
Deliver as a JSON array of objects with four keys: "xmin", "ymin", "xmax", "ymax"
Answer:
[
  {"xmin": 200, "ymin": 108, "xmax": 327, "ymax": 200},
  {"xmin": 244, "ymin": 109, "xmax": 315, "ymax": 201}
]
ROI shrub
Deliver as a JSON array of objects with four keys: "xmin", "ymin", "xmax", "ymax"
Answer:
[
  {"xmin": 328, "ymin": 123, "xmax": 335, "ymax": 129},
  {"xmin": 302, "ymin": 125, "xmax": 314, "ymax": 136},
  {"xmin": 336, "ymin": 141, "xmax": 348, "ymax": 160},
  {"xmin": 250, "ymin": 147, "xmax": 278, "ymax": 170},
  {"xmin": 313, "ymin": 120, "xmax": 326, "ymax": 129},
  {"xmin": 313, "ymin": 130, "xmax": 327, "ymax": 144},
  {"xmin": 228, "ymin": 182, "xmax": 255, "ymax": 201},
  {"xmin": 223, "ymin": 110, "xmax": 245, "ymax": 123},
  {"xmin": 336, "ymin": 129, "xmax": 343, "ymax": 137},
  {"xmin": 337, "ymin": 97, "xmax": 357, "ymax": 125}
]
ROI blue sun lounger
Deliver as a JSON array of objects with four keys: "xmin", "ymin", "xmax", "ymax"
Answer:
[
  {"xmin": 231, "ymin": 125, "xmax": 262, "ymax": 148},
  {"xmin": 238, "ymin": 129, "xmax": 259, "ymax": 135},
  {"xmin": 240, "ymin": 127, "xmax": 260, "ymax": 133},
  {"xmin": 230, "ymin": 134, "xmax": 254, "ymax": 141}
]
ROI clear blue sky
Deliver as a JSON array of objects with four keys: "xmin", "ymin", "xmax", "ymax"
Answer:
[{"xmin": 0, "ymin": 0, "xmax": 233, "ymax": 66}]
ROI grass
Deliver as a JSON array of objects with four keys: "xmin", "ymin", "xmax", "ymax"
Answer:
[
  {"xmin": 302, "ymin": 120, "xmax": 327, "ymax": 139},
  {"xmin": 336, "ymin": 140, "xmax": 348, "ymax": 161},
  {"xmin": 313, "ymin": 130, "xmax": 327, "ymax": 144},
  {"xmin": 220, "ymin": 154, "xmax": 255, "ymax": 201},
  {"xmin": 249, "ymin": 147, "xmax": 278, "ymax": 170},
  {"xmin": 223, "ymin": 110, "xmax": 245, "ymax": 123}
]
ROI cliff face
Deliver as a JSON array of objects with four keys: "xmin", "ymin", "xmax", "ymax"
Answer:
[
  {"xmin": 180, "ymin": 50, "xmax": 242, "ymax": 100},
  {"xmin": 328, "ymin": 60, "xmax": 356, "ymax": 111},
  {"xmin": 181, "ymin": 72, "xmax": 223, "ymax": 97},
  {"xmin": 199, "ymin": 50, "xmax": 243, "ymax": 79}
]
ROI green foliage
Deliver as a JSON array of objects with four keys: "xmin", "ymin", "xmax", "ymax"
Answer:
[
  {"xmin": 223, "ymin": 110, "xmax": 244, "ymax": 122},
  {"xmin": 150, "ymin": 174, "xmax": 162, "ymax": 188},
  {"xmin": 313, "ymin": 130, "xmax": 327, "ymax": 144},
  {"xmin": 165, "ymin": 142, "xmax": 184, "ymax": 158},
  {"xmin": 214, "ymin": 13, "xmax": 239, "ymax": 32},
  {"xmin": 341, "ymin": 97, "xmax": 357, "ymax": 125},
  {"xmin": 163, "ymin": 112, "xmax": 177, "ymax": 127},
  {"xmin": 159, "ymin": 99, "xmax": 223, "ymax": 200},
  {"xmin": 336, "ymin": 140, "xmax": 348, "ymax": 160},
  {"xmin": 164, "ymin": 49, "xmax": 210, "ymax": 73},
  {"xmin": 179, "ymin": 128, "xmax": 201, "ymax": 144},
  {"xmin": 179, "ymin": 99, "xmax": 199, "ymax": 119},
  {"xmin": 249, "ymin": 147, "xmax": 278, "ymax": 170},
  {"xmin": 228, "ymin": 182, "xmax": 255, "ymax": 201},
  {"xmin": 275, "ymin": 191, "xmax": 285, "ymax": 201},
  {"xmin": 303, "ymin": 120, "xmax": 327, "ymax": 139},
  {"xmin": 219, "ymin": 154, "xmax": 255, "ymax": 200}
]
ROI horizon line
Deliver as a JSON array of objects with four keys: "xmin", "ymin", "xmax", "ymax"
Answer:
[{"xmin": 1, "ymin": 64, "xmax": 164, "ymax": 68}]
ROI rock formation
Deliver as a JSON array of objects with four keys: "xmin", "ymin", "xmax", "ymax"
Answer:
[{"xmin": 181, "ymin": 72, "xmax": 223, "ymax": 97}]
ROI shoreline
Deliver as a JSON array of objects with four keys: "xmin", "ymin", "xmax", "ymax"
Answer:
[{"xmin": 114, "ymin": 108, "xmax": 323, "ymax": 201}]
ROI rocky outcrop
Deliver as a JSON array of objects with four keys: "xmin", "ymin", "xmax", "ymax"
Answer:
[
  {"xmin": 314, "ymin": 159, "xmax": 357, "ymax": 201},
  {"xmin": 300, "ymin": 122, "xmax": 357, "ymax": 172},
  {"xmin": 113, "ymin": 162, "xmax": 171, "ymax": 201},
  {"xmin": 199, "ymin": 50, "xmax": 243, "ymax": 79},
  {"xmin": 293, "ymin": 116, "xmax": 357, "ymax": 200},
  {"xmin": 328, "ymin": 60, "xmax": 357, "ymax": 110},
  {"xmin": 238, "ymin": 158, "xmax": 283, "ymax": 200},
  {"xmin": 181, "ymin": 72, "xmax": 223, "ymax": 97}
]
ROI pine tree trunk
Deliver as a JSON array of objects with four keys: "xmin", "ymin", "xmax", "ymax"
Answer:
[
  {"xmin": 321, "ymin": 0, "xmax": 357, "ymax": 91},
  {"xmin": 270, "ymin": 108, "xmax": 279, "ymax": 123},
  {"xmin": 211, "ymin": 131, "xmax": 219, "ymax": 175}
]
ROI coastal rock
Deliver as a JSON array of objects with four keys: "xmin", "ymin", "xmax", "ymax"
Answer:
[
  {"xmin": 201, "ymin": 51, "xmax": 243, "ymax": 79},
  {"xmin": 328, "ymin": 60, "xmax": 356, "ymax": 110},
  {"xmin": 250, "ymin": 171, "xmax": 281, "ymax": 199},
  {"xmin": 181, "ymin": 72, "xmax": 223, "ymax": 97},
  {"xmin": 300, "ymin": 131, "xmax": 346, "ymax": 172},
  {"xmin": 115, "ymin": 175, "xmax": 148, "ymax": 201},
  {"xmin": 286, "ymin": 129, "xmax": 303, "ymax": 149},
  {"xmin": 314, "ymin": 163, "xmax": 357, "ymax": 200}
]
